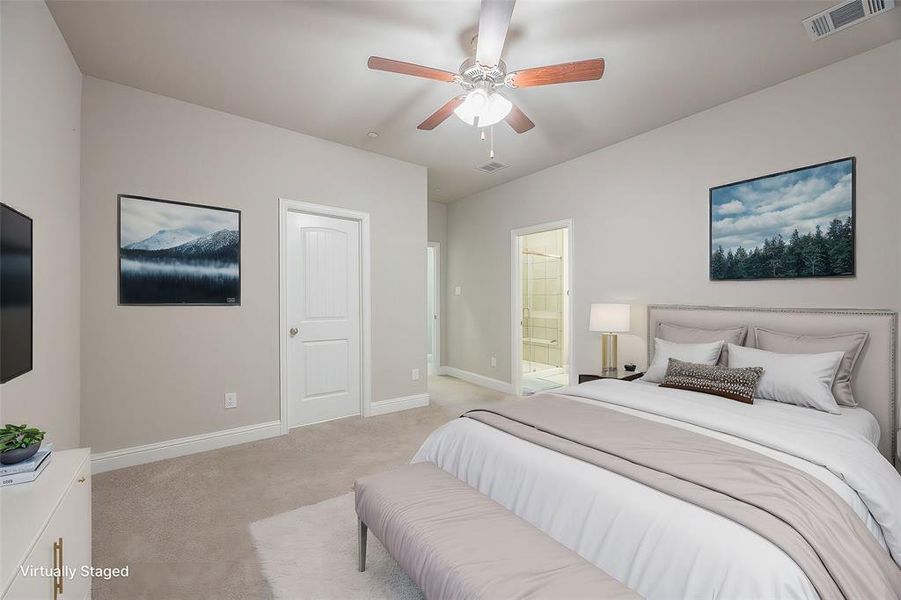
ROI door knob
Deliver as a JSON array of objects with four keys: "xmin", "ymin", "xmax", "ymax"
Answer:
[{"xmin": 289, "ymin": 327, "xmax": 299, "ymax": 337}]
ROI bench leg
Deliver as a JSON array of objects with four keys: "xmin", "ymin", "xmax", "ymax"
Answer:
[{"xmin": 358, "ymin": 518, "xmax": 368, "ymax": 572}]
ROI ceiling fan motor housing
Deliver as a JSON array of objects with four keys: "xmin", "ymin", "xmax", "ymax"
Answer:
[{"xmin": 459, "ymin": 57, "xmax": 507, "ymax": 91}]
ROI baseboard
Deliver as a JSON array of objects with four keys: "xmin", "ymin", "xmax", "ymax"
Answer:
[
  {"xmin": 438, "ymin": 366, "xmax": 515, "ymax": 394},
  {"xmin": 368, "ymin": 393, "xmax": 429, "ymax": 416},
  {"xmin": 91, "ymin": 420, "xmax": 282, "ymax": 474}
]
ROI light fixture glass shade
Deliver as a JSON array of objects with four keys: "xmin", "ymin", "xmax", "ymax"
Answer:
[
  {"xmin": 589, "ymin": 303, "xmax": 631, "ymax": 333},
  {"xmin": 454, "ymin": 89, "xmax": 512, "ymax": 128}
]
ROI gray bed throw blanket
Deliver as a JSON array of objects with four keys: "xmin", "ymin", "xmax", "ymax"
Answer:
[{"xmin": 462, "ymin": 394, "xmax": 901, "ymax": 600}]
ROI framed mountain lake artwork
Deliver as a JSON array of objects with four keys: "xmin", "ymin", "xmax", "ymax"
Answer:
[
  {"xmin": 709, "ymin": 157, "xmax": 855, "ymax": 281},
  {"xmin": 118, "ymin": 195, "xmax": 241, "ymax": 305}
]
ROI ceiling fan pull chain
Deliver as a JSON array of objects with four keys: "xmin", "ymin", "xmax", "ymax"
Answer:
[
  {"xmin": 481, "ymin": 130, "xmax": 486, "ymax": 141},
  {"xmin": 490, "ymin": 125, "xmax": 495, "ymax": 159}
]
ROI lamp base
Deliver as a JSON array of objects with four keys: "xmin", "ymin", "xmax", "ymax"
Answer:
[{"xmin": 601, "ymin": 333, "xmax": 618, "ymax": 373}]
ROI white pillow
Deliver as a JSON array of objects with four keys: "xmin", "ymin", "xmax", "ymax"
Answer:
[
  {"xmin": 642, "ymin": 338, "xmax": 724, "ymax": 383},
  {"xmin": 727, "ymin": 344, "xmax": 844, "ymax": 414}
]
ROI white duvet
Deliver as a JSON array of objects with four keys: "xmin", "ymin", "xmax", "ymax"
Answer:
[{"xmin": 413, "ymin": 380, "xmax": 901, "ymax": 599}]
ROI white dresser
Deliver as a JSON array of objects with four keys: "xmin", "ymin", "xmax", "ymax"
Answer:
[{"xmin": 1, "ymin": 449, "xmax": 92, "ymax": 600}]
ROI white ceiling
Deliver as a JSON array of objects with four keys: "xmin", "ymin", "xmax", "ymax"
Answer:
[{"xmin": 48, "ymin": 1, "xmax": 901, "ymax": 203}]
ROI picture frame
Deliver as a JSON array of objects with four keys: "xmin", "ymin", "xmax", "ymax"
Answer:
[
  {"xmin": 118, "ymin": 194, "xmax": 241, "ymax": 305},
  {"xmin": 709, "ymin": 157, "xmax": 855, "ymax": 281}
]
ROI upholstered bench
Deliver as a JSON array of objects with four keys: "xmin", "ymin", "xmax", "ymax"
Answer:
[{"xmin": 354, "ymin": 461, "xmax": 640, "ymax": 599}]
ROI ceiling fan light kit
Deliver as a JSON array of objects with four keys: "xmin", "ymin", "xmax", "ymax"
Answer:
[
  {"xmin": 367, "ymin": 0, "xmax": 605, "ymax": 156},
  {"xmin": 454, "ymin": 87, "xmax": 512, "ymax": 127}
]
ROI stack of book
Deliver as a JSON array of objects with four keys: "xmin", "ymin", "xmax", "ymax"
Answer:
[{"xmin": 0, "ymin": 442, "xmax": 53, "ymax": 487}]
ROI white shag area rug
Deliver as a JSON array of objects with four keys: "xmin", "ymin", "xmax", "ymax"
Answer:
[{"xmin": 250, "ymin": 492, "xmax": 424, "ymax": 600}]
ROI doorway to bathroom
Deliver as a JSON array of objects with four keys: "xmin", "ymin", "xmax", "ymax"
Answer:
[{"xmin": 511, "ymin": 220, "xmax": 573, "ymax": 396}]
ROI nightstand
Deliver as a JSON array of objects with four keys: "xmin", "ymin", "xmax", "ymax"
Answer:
[{"xmin": 579, "ymin": 369, "xmax": 644, "ymax": 384}]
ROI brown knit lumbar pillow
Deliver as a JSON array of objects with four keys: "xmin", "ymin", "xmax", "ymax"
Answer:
[{"xmin": 660, "ymin": 358, "xmax": 764, "ymax": 404}]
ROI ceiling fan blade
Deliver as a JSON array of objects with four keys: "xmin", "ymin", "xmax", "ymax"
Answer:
[
  {"xmin": 475, "ymin": 0, "xmax": 515, "ymax": 68},
  {"xmin": 504, "ymin": 103, "xmax": 534, "ymax": 134},
  {"xmin": 508, "ymin": 58, "xmax": 605, "ymax": 88},
  {"xmin": 367, "ymin": 56, "xmax": 458, "ymax": 83},
  {"xmin": 418, "ymin": 97, "xmax": 465, "ymax": 130}
]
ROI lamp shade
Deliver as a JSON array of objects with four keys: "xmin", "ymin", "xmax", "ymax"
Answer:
[{"xmin": 589, "ymin": 303, "xmax": 630, "ymax": 333}]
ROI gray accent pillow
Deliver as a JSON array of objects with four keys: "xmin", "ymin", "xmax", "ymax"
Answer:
[
  {"xmin": 754, "ymin": 328, "xmax": 868, "ymax": 408},
  {"xmin": 655, "ymin": 322, "xmax": 748, "ymax": 366},
  {"xmin": 660, "ymin": 358, "xmax": 764, "ymax": 404}
]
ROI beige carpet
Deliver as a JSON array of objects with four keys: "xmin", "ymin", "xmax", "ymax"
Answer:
[
  {"xmin": 250, "ymin": 492, "xmax": 423, "ymax": 600},
  {"xmin": 91, "ymin": 375, "xmax": 511, "ymax": 599}
]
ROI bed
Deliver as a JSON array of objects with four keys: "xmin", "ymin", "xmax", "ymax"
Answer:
[{"xmin": 414, "ymin": 305, "xmax": 901, "ymax": 599}]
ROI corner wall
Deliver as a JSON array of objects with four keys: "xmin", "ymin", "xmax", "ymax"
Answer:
[
  {"xmin": 446, "ymin": 41, "xmax": 901, "ymax": 384},
  {"xmin": 1, "ymin": 1, "xmax": 82, "ymax": 449},
  {"xmin": 80, "ymin": 77, "xmax": 427, "ymax": 453}
]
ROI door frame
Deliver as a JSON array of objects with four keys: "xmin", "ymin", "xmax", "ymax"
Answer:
[
  {"xmin": 510, "ymin": 219, "xmax": 574, "ymax": 396},
  {"xmin": 427, "ymin": 242, "xmax": 441, "ymax": 375},
  {"xmin": 279, "ymin": 198, "xmax": 372, "ymax": 434}
]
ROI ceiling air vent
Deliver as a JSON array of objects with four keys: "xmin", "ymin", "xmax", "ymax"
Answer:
[
  {"xmin": 803, "ymin": 0, "xmax": 896, "ymax": 40},
  {"xmin": 476, "ymin": 160, "xmax": 509, "ymax": 174}
]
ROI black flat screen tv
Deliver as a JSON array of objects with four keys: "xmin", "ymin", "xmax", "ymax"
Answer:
[{"xmin": 1, "ymin": 203, "xmax": 33, "ymax": 383}]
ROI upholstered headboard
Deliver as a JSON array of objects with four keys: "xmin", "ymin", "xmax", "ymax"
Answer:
[{"xmin": 647, "ymin": 305, "xmax": 898, "ymax": 466}]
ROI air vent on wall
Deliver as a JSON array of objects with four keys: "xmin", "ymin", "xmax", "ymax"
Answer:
[
  {"xmin": 476, "ymin": 160, "xmax": 509, "ymax": 174},
  {"xmin": 803, "ymin": 0, "xmax": 896, "ymax": 40}
]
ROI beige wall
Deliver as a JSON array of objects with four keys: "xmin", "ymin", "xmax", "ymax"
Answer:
[
  {"xmin": 428, "ymin": 201, "xmax": 447, "ymax": 366},
  {"xmin": 446, "ymin": 41, "xmax": 901, "ymax": 383},
  {"xmin": 428, "ymin": 201, "xmax": 447, "ymax": 245},
  {"xmin": 1, "ymin": 2, "xmax": 82, "ymax": 449},
  {"xmin": 81, "ymin": 77, "xmax": 427, "ymax": 453}
]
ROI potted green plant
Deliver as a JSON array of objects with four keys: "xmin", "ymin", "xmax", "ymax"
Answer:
[{"xmin": 0, "ymin": 424, "xmax": 46, "ymax": 465}]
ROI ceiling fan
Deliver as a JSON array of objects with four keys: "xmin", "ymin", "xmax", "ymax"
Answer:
[{"xmin": 367, "ymin": 0, "xmax": 605, "ymax": 135}]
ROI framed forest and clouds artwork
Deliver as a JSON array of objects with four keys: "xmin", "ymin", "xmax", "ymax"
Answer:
[
  {"xmin": 709, "ymin": 157, "xmax": 855, "ymax": 281},
  {"xmin": 118, "ymin": 195, "xmax": 241, "ymax": 305}
]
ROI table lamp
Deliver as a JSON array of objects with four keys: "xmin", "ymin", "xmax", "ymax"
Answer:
[{"xmin": 589, "ymin": 304, "xmax": 630, "ymax": 373}]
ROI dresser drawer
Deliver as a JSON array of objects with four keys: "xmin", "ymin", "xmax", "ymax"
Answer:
[{"xmin": 4, "ymin": 458, "xmax": 91, "ymax": 600}]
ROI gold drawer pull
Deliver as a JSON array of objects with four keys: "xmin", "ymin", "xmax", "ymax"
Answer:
[{"xmin": 53, "ymin": 537, "xmax": 64, "ymax": 599}]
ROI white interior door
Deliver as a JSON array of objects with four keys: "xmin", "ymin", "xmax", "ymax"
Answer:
[{"xmin": 287, "ymin": 212, "xmax": 361, "ymax": 427}]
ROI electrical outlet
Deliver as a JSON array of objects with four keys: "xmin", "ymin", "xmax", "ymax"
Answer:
[
  {"xmin": 412, "ymin": 368, "xmax": 420, "ymax": 381},
  {"xmin": 224, "ymin": 392, "xmax": 237, "ymax": 409},
  {"xmin": 490, "ymin": 356, "xmax": 497, "ymax": 368}
]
